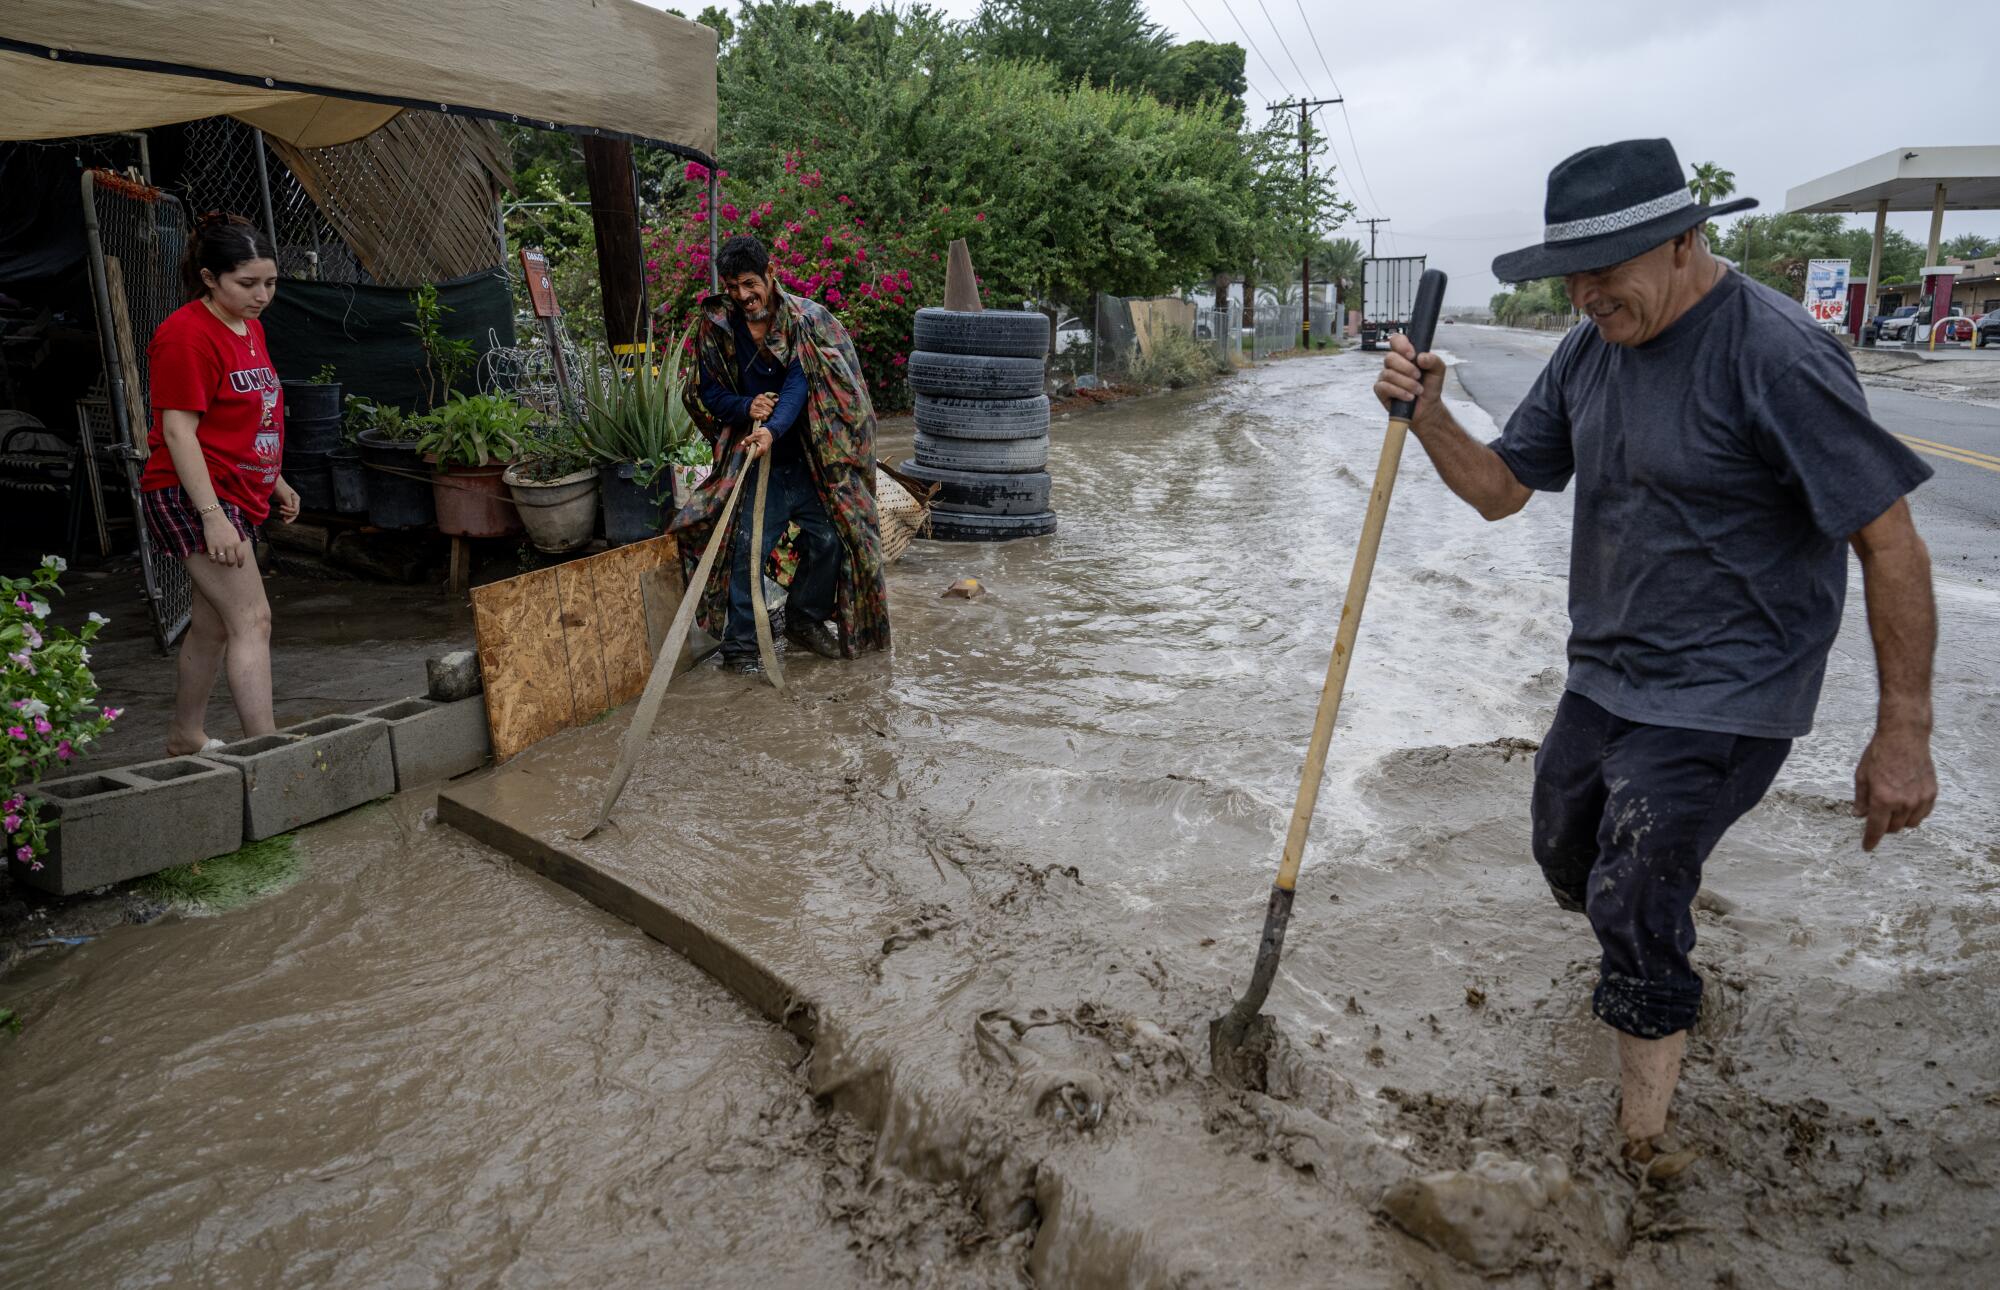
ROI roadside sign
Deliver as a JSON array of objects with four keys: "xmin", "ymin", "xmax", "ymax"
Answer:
[
  {"xmin": 521, "ymin": 247, "xmax": 561, "ymax": 318},
  {"xmin": 1805, "ymin": 259, "xmax": 1850, "ymax": 330}
]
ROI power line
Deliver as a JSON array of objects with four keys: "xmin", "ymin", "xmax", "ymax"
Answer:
[
  {"xmin": 1252, "ymin": 0, "xmax": 1314, "ymax": 98},
  {"xmin": 1214, "ymin": 0, "xmax": 1293, "ymax": 101},
  {"xmin": 1178, "ymin": 0, "xmax": 1275, "ymax": 117},
  {"xmin": 1283, "ymin": 0, "xmax": 1389, "ymax": 223},
  {"xmin": 1293, "ymin": 0, "xmax": 1339, "ymax": 90}
]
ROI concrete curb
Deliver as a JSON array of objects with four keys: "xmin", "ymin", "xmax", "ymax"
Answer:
[
  {"xmin": 21, "ymin": 756, "xmax": 242, "ymax": 896},
  {"xmin": 357, "ymin": 696, "xmax": 492, "ymax": 791},
  {"xmin": 207, "ymin": 715, "xmax": 394, "ymax": 841}
]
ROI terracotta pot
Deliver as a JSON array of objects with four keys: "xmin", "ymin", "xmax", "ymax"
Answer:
[{"xmin": 429, "ymin": 459, "xmax": 522, "ymax": 539}]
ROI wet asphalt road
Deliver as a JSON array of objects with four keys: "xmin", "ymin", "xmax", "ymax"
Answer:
[{"xmin": 1440, "ymin": 323, "xmax": 2000, "ymax": 586}]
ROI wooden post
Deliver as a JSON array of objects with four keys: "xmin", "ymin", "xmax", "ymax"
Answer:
[
  {"xmin": 582, "ymin": 136, "xmax": 645, "ymax": 350},
  {"xmin": 450, "ymin": 536, "xmax": 472, "ymax": 598}
]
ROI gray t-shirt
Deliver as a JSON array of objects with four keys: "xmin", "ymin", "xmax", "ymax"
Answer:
[{"xmin": 1490, "ymin": 271, "xmax": 1932, "ymax": 738}]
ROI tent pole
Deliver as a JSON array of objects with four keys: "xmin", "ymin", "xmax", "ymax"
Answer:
[
  {"xmin": 708, "ymin": 170, "xmax": 719, "ymax": 292},
  {"xmin": 252, "ymin": 129, "xmax": 279, "ymax": 252}
]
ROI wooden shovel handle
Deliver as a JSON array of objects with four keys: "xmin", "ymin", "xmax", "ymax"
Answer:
[{"xmin": 1274, "ymin": 415, "xmax": 1410, "ymax": 892}]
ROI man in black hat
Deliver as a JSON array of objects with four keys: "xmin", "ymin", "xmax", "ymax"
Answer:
[{"xmin": 1375, "ymin": 139, "xmax": 1937, "ymax": 1172}]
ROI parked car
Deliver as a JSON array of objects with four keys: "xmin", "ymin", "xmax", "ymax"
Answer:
[
  {"xmin": 1977, "ymin": 311, "xmax": 2000, "ymax": 349},
  {"xmin": 1872, "ymin": 305, "xmax": 1920, "ymax": 341}
]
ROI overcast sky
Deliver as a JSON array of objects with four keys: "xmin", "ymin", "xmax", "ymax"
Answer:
[{"xmin": 654, "ymin": 0, "xmax": 2000, "ymax": 305}]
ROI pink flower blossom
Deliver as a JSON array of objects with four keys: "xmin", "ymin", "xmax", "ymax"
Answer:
[
  {"xmin": 6, "ymin": 726, "xmax": 24, "ymax": 741},
  {"xmin": 749, "ymin": 213, "xmax": 763, "ymax": 228},
  {"xmin": 56, "ymin": 741, "xmax": 72, "ymax": 761},
  {"xmin": 14, "ymin": 845, "xmax": 31, "ymax": 864},
  {"xmin": 3, "ymin": 813, "xmax": 19, "ymax": 833},
  {"xmin": 2, "ymin": 796, "xmax": 20, "ymax": 813},
  {"xmin": 974, "ymin": 212, "xmax": 986, "ymax": 222},
  {"xmin": 891, "ymin": 353, "xmax": 907, "ymax": 366},
  {"xmin": 11, "ymin": 595, "xmax": 29, "ymax": 612},
  {"xmin": 720, "ymin": 203, "xmax": 740, "ymax": 222},
  {"xmin": 32, "ymin": 718, "xmax": 51, "ymax": 735},
  {"xmin": 101, "ymin": 707, "xmax": 121, "ymax": 721},
  {"xmin": 826, "ymin": 289, "xmax": 843, "ymax": 307},
  {"xmin": 684, "ymin": 161, "xmax": 711, "ymax": 183}
]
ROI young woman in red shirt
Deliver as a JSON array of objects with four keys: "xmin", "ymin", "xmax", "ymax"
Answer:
[{"xmin": 140, "ymin": 212, "xmax": 301, "ymax": 755}]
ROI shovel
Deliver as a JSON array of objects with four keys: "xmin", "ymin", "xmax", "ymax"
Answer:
[{"xmin": 1210, "ymin": 269, "xmax": 1448, "ymax": 1089}]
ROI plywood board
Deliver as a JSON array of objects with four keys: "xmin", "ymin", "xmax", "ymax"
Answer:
[{"xmin": 472, "ymin": 535, "xmax": 679, "ymax": 761}]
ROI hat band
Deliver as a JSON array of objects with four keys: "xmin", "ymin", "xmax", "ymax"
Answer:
[{"xmin": 1545, "ymin": 188, "xmax": 1695, "ymax": 243}]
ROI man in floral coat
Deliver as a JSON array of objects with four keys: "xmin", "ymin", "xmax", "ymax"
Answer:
[{"xmin": 675, "ymin": 235, "xmax": 889, "ymax": 671}]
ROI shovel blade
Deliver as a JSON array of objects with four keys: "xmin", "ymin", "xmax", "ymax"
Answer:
[{"xmin": 1209, "ymin": 1009, "xmax": 1280, "ymax": 1091}]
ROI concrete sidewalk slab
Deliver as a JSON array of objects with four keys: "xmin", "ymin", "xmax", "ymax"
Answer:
[
  {"xmin": 22, "ymin": 756, "xmax": 242, "ymax": 895},
  {"xmin": 436, "ymin": 718, "xmax": 1407, "ymax": 1283}
]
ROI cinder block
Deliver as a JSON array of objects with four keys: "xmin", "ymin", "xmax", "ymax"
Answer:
[
  {"xmin": 21, "ymin": 756, "xmax": 242, "ymax": 896},
  {"xmin": 207, "ymin": 715, "xmax": 394, "ymax": 841},
  {"xmin": 426, "ymin": 649, "xmax": 483, "ymax": 702},
  {"xmin": 357, "ymin": 695, "xmax": 492, "ymax": 791}
]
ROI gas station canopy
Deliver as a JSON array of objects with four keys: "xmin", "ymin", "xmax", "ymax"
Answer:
[{"xmin": 1786, "ymin": 146, "xmax": 2000, "ymax": 213}]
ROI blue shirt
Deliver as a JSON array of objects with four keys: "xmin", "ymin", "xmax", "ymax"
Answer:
[
  {"xmin": 1489, "ymin": 271, "xmax": 1932, "ymax": 738},
  {"xmin": 698, "ymin": 312, "xmax": 808, "ymax": 447}
]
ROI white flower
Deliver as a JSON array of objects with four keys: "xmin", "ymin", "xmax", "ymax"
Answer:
[
  {"xmin": 41, "ymin": 555, "xmax": 67, "ymax": 573},
  {"xmin": 87, "ymin": 612, "xmax": 109, "ymax": 626},
  {"xmin": 18, "ymin": 698, "xmax": 47, "ymax": 719},
  {"xmin": 80, "ymin": 648, "xmax": 91, "ymax": 663},
  {"xmin": 28, "ymin": 601, "xmax": 49, "ymax": 620}
]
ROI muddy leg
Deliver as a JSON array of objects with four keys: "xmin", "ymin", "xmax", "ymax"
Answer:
[
  {"xmin": 1617, "ymin": 1029, "xmax": 1685, "ymax": 1143},
  {"xmin": 165, "ymin": 578, "xmax": 226, "ymax": 755}
]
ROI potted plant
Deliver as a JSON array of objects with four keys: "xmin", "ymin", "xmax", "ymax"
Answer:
[
  {"xmin": 283, "ymin": 362, "xmax": 344, "ymax": 444},
  {"xmin": 414, "ymin": 391, "xmax": 531, "ymax": 538},
  {"xmin": 350, "ymin": 400, "xmax": 433, "ymax": 529},
  {"xmin": 577, "ymin": 322, "xmax": 710, "ymax": 544},
  {"xmin": 503, "ymin": 420, "xmax": 600, "ymax": 554}
]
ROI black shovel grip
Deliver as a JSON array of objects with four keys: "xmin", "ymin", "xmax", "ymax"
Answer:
[{"xmin": 1388, "ymin": 268, "xmax": 1450, "ymax": 423}]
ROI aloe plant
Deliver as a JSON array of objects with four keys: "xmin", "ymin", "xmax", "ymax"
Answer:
[{"xmin": 575, "ymin": 321, "xmax": 704, "ymax": 484}]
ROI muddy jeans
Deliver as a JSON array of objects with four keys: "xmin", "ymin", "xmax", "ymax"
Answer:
[
  {"xmin": 723, "ymin": 450, "xmax": 838, "ymax": 660},
  {"xmin": 1531, "ymin": 691, "xmax": 1791, "ymax": 1039}
]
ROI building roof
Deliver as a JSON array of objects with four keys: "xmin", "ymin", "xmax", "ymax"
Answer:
[{"xmin": 1786, "ymin": 147, "xmax": 2000, "ymax": 213}]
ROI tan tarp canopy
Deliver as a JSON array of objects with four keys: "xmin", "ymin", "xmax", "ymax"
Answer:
[{"xmin": 1, "ymin": 0, "xmax": 718, "ymax": 155}]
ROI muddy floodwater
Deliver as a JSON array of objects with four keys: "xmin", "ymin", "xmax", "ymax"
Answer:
[{"xmin": 5, "ymin": 352, "xmax": 1997, "ymax": 1286}]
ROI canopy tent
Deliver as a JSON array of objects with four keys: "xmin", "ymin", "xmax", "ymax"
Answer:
[
  {"xmin": 1786, "ymin": 146, "xmax": 2000, "ymax": 325},
  {"xmin": 0, "ymin": 0, "xmax": 717, "ymax": 157}
]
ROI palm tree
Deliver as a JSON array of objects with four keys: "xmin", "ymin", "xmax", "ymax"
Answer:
[
  {"xmin": 1689, "ymin": 162, "xmax": 1736, "ymax": 206},
  {"xmin": 1315, "ymin": 237, "xmax": 1365, "ymax": 319}
]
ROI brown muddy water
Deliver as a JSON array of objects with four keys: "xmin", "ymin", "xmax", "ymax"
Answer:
[{"xmin": 5, "ymin": 352, "xmax": 1998, "ymax": 1286}]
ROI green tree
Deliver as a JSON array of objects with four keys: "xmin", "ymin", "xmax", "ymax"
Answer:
[
  {"xmin": 1943, "ymin": 232, "xmax": 1994, "ymax": 261},
  {"xmin": 1150, "ymin": 40, "xmax": 1248, "ymax": 120},
  {"xmin": 1688, "ymin": 160, "xmax": 1736, "ymax": 205},
  {"xmin": 1313, "ymin": 236, "xmax": 1364, "ymax": 315},
  {"xmin": 1711, "ymin": 212, "xmax": 1925, "ymax": 297},
  {"xmin": 970, "ymin": 0, "xmax": 1172, "ymax": 92}
]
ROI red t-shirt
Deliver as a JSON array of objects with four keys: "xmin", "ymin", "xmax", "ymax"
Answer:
[{"xmin": 140, "ymin": 300, "xmax": 285, "ymax": 522}]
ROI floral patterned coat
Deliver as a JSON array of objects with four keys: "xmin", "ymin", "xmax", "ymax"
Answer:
[{"xmin": 671, "ymin": 289, "xmax": 889, "ymax": 656}]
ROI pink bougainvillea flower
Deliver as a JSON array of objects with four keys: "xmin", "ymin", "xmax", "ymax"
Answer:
[
  {"xmin": 826, "ymin": 289, "xmax": 843, "ymax": 307},
  {"xmin": 684, "ymin": 161, "xmax": 711, "ymax": 183},
  {"xmin": 749, "ymin": 213, "xmax": 763, "ymax": 228},
  {"xmin": 719, "ymin": 203, "xmax": 740, "ymax": 222},
  {"xmin": 974, "ymin": 212, "xmax": 986, "ymax": 222},
  {"xmin": 891, "ymin": 353, "xmax": 907, "ymax": 366}
]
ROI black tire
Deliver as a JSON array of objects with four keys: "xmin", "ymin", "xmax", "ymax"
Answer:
[
  {"xmin": 927, "ymin": 511, "xmax": 1058, "ymax": 542},
  {"xmin": 913, "ymin": 308, "xmax": 1050, "ymax": 358},
  {"xmin": 908, "ymin": 351, "xmax": 1045, "ymax": 399},
  {"xmin": 914, "ymin": 429, "xmax": 1049, "ymax": 473},
  {"xmin": 913, "ymin": 393, "xmax": 1050, "ymax": 441},
  {"xmin": 897, "ymin": 459, "xmax": 1051, "ymax": 516}
]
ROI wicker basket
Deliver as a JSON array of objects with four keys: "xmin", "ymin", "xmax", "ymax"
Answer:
[{"xmin": 876, "ymin": 461, "xmax": 936, "ymax": 564}]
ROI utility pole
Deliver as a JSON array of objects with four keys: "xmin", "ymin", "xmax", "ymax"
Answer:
[
  {"xmin": 1270, "ymin": 97, "xmax": 1341, "ymax": 348},
  {"xmin": 1360, "ymin": 217, "xmax": 1391, "ymax": 259}
]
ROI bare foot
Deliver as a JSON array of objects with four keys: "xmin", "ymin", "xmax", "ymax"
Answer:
[
  {"xmin": 164, "ymin": 730, "xmax": 211, "ymax": 757},
  {"xmin": 1622, "ymin": 1134, "xmax": 1702, "ymax": 1184}
]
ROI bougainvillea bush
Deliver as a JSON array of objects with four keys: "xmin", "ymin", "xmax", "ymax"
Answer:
[
  {"xmin": 3, "ymin": 557, "xmax": 118, "ymax": 876},
  {"xmin": 644, "ymin": 151, "xmax": 991, "ymax": 414}
]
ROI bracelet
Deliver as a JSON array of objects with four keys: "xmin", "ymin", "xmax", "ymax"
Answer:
[{"xmin": 195, "ymin": 502, "xmax": 223, "ymax": 517}]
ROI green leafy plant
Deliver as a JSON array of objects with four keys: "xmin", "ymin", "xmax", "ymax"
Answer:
[
  {"xmin": 135, "ymin": 833, "xmax": 302, "ymax": 912},
  {"xmin": 310, "ymin": 363, "xmax": 338, "ymax": 385},
  {"xmin": 575, "ymin": 321, "xmax": 703, "ymax": 484},
  {"xmin": 513, "ymin": 418, "xmax": 597, "ymax": 482},
  {"xmin": 1128, "ymin": 317, "xmax": 1224, "ymax": 389},
  {"xmin": 413, "ymin": 392, "xmax": 533, "ymax": 468},
  {"xmin": 407, "ymin": 283, "xmax": 476, "ymax": 410},
  {"xmin": 5, "ymin": 556, "xmax": 120, "ymax": 876},
  {"xmin": 344, "ymin": 396, "xmax": 413, "ymax": 444}
]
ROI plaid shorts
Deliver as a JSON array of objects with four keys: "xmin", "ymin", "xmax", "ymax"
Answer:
[{"xmin": 142, "ymin": 486, "xmax": 260, "ymax": 560}]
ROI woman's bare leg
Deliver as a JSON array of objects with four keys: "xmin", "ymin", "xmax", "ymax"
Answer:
[
  {"xmin": 180, "ymin": 548, "xmax": 276, "ymax": 741},
  {"xmin": 165, "ymin": 579, "xmax": 225, "ymax": 755}
]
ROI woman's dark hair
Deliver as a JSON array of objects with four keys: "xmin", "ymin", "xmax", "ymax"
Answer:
[
  {"xmin": 179, "ymin": 212, "xmax": 278, "ymax": 301},
  {"xmin": 716, "ymin": 235, "xmax": 771, "ymax": 282}
]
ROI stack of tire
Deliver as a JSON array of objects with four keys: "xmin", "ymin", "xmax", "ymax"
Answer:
[{"xmin": 901, "ymin": 308, "xmax": 1056, "ymax": 541}]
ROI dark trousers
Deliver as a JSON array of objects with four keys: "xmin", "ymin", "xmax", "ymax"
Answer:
[
  {"xmin": 1531, "ymin": 691, "xmax": 1791, "ymax": 1039},
  {"xmin": 723, "ymin": 451, "xmax": 838, "ymax": 658}
]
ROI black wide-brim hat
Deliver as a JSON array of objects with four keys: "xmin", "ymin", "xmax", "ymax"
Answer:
[{"xmin": 1493, "ymin": 138, "xmax": 1756, "ymax": 283}]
